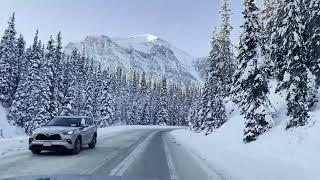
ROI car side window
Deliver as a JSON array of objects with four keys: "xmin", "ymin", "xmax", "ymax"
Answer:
[{"xmin": 86, "ymin": 118, "xmax": 92, "ymax": 125}]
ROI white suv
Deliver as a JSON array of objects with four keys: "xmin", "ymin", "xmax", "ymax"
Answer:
[{"xmin": 29, "ymin": 116, "xmax": 98, "ymax": 155}]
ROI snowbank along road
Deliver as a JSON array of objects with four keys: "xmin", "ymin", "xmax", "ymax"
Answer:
[{"xmin": 0, "ymin": 128, "xmax": 223, "ymax": 180}]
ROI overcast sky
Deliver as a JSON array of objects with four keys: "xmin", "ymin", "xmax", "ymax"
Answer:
[{"xmin": 0, "ymin": 0, "xmax": 244, "ymax": 57}]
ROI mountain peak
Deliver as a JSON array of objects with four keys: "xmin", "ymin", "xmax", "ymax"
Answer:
[
  {"xmin": 127, "ymin": 34, "xmax": 159, "ymax": 42},
  {"xmin": 65, "ymin": 34, "xmax": 202, "ymax": 85},
  {"xmin": 132, "ymin": 34, "xmax": 158, "ymax": 41}
]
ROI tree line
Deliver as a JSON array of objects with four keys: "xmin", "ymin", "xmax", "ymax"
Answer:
[
  {"xmin": 188, "ymin": 0, "xmax": 320, "ymax": 143},
  {"xmin": 0, "ymin": 13, "xmax": 197, "ymax": 134}
]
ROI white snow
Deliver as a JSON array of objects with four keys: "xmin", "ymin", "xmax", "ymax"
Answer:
[
  {"xmin": 170, "ymin": 82, "xmax": 320, "ymax": 180},
  {"xmin": 0, "ymin": 105, "xmax": 25, "ymax": 138}
]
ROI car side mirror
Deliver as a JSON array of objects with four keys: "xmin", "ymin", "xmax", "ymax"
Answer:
[{"xmin": 80, "ymin": 119, "xmax": 88, "ymax": 128}]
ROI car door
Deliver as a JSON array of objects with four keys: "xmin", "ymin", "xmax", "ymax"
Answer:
[
  {"xmin": 85, "ymin": 118, "xmax": 95, "ymax": 142},
  {"xmin": 80, "ymin": 118, "xmax": 90, "ymax": 144}
]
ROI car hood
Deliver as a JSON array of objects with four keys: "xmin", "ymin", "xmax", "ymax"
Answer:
[
  {"xmin": 34, "ymin": 126, "xmax": 80, "ymax": 134},
  {"xmin": 7, "ymin": 175, "xmax": 168, "ymax": 180}
]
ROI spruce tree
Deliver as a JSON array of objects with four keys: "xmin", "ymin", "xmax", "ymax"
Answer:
[
  {"xmin": 306, "ymin": 0, "xmax": 320, "ymax": 85},
  {"xmin": 197, "ymin": 30, "xmax": 227, "ymax": 134},
  {"xmin": 216, "ymin": 0, "xmax": 235, "ymax": 96},
  {"xmin": 60, "ymin": 54, "xmax": 77, "ymax": 116},
  {"xmin": 83, "ymin": 58, "xmax": 95, "ymax": 117},
  {"xmin": 8, "ymin": 47, "xmax": 30, "ymax": 128},
  {"xmin": 276, "ymin": 0, "xmax": 316, "ymax": 129},
  {"xmin": 53, "ymin": 32, "xmax": 64, "ymax": 114},
  {"xmin": 139, "ymin": 72, "xmax": 151, "ymax": 125},
  {"xmin": 98, "ymin": 70, "xmax": 114, "ymax": 127},
  {"xmin": 232, "ymin": 0, "xmax": 274, "ymax": 143},
  {"xmin": 24, "ymin": 31, "xmax": 52, "ymax": 134},
  {"xmin": 156, "ymin": 76, "xmax": 170, "ymax": 125},
  {"xmin": 45, "ymin": 36, "xmax": 58, "ymax": 119},
  {"xmin": 16, "ymin": 34, "xmax": 26, "ymax": 83},
  {"xmin": 0, "ymin": 13, "xmax": 17, "ymax": 107}
]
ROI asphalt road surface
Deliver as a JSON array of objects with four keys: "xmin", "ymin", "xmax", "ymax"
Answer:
[{"xmin": 0, "ymin": 129, "xmax": 223, "ymax": 180}]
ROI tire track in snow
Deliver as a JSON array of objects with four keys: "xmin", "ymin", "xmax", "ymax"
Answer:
[
  {"xmin": 109, "ymin": 131, "xmax": 157, "ymax": 176},
  {"xmin": 163, "ymin": 132, "xmax": 178, "ymax": 180}
]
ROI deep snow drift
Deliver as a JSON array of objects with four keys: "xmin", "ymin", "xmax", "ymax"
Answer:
[
  {"xmin": 170, "ymin": 81, "xmax": 320, "ymax": 180},
  {"xmin": 0, "ymin": 105, "xmax": 25, "ymax": 138}
]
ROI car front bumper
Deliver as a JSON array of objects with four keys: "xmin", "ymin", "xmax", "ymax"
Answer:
[{"xmin": 29, "ymin": 135, "xmax": 75, "ymax": 151}]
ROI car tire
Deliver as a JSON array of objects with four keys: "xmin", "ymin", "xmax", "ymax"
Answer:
[
  {"xmin": 31, "ymin": 149, "xmax": 41, "ymax": 154},
  {"xmin": 72, "ymin": 138, "xmax": 81, "ymax": 155},
  {"xmin": 88, "ymin": 134, "xmax": 97, "ymax": 149}
]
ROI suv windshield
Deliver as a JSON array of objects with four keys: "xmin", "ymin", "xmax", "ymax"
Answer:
[{"xmin": 46, "ymin": 117, "xmax": 81, "ymax": 127}]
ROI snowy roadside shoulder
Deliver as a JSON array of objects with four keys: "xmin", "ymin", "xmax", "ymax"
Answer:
[
  {"xmin": 0, "ymin": 136, "xmax": 29, "ymax": 156},
  {"xmin": 169, "ymin": 116, "xmax": 320, "ymax": 180}
]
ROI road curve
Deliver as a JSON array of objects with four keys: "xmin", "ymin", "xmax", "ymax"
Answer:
[{"xmin": 0, "ymin": 128, "xmax": 222, "ymax": 180}]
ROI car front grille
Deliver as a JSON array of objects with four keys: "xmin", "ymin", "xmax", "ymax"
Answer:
[{"xmin": 35, "ymin": 133, "xmax": 61, "ymax": 140}]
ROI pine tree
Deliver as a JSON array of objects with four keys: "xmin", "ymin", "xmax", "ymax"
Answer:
[
  {"xmin": 24, "ymin": 31, "xmax": 52, "ymax": 134},
  {"xmin": 0, "ymin": 13, "xmax": 17, "ymax": 107},
  {"xmin": 187, "ymin": 92, "xmax": 201, "ymax": 130},
  {"xmin": 149, "ymin": 80, "xmax": 160, "ymax": 125},
  {"xmin": 196, "ymin": 30, "xmax": 227, "ymax": 134},
  {"xmin": 83, "ymin": 58, "xmax": 95, "ymax": 117},
  {"xmin": 276, "ymin": 0, "xmax": 316, "ymax": 129},
  {"xmin": 261, "ymin": 0, "xmax": 279, "ymax": 78},
  {"xmin": 92, "ymin": 62, "xmax": 103, "ymax": 120},
  {"xmin": 53, "ymin": 32, "xmax": 64, "ymax": 114},
  {"xmin": 306, "ymin": 0, "xmax": 320, "ymax": 85},
  {"xmin": 45, "ymin": 36, "xmax": 58, "ymax": 119},
  {"xmin": 98, "ymin": 70, "xmax": 114, "ymax": 127},
  {"xmin": 139, "ymin": 72, "xmax": 151, "ymax": 125},
  {"xmin": 157, "ymin": 76, "xmax": 170, "ymax": 125},
  {"xmin": 216, "ymin": 0, "xmax": 235, "ymax": 96},
  {"xmin": 16, "ymin": 34, "xmax": 26, "ymax": 82},
  {"xmin": 60, "ymin": 54, "xmax": 77, "ymax": 116},
  {"xmin": 232, "ymin": 0, "xmax": 274, "ymax": 143},
  {"xmin": 72, "ymin": 49, "xmax": 86, "ymax": 115},
  {"xmin": 8, "ymin": 47, "xmax": 30, "ymax": 128}
]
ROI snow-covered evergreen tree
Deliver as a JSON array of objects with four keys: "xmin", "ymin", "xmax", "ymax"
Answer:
[
  {"xmin": 306, "ymin": 0, "xmax": 320, "ymax": 85},
  {"xmin": 16, "ymin": 34, "xmax": 25, "ymax": 83},
  {"xmin": 8, "ymin": 47, "xmax": 30, "ymax": 128},
  {"xmin": 196, "ymin": 30, "xmax": 227, "ymax": 134},
  {"xmin": 232, "ymin": 0, "xmax": 274, "ymax": 143},
  {"xmin": 156, "ymin": 76, "xmax": 170, "ymax": 125},
  {"xmin": 139, "ymin": 72, "xmax": 151, "ymax": 125},
  {"xmin": 83, "ymin": 58, "xmax": 95, "ymax": 117},
  {"xmin": 45, "ymin": 36, "xmax": 58, "ymax": 119},
  {"xmin": 98, "ymin": 70, "xmax": 114, "ymax": 127},
  {"xmin": 92, "ymin": 63, "xmax": 103, "ymax": 120},
  {"xmin": 60, "ymin": 54, "xmax": 77, "ymax": 116},
  {"xmin": 275, "ymin": 0, "xmax": 317, "ymax": 129},
  {"xmin": 0, "ymin": 13, "xmax": 17, "ymax": 107},
  {"xmin": 24, "ymin": 31, "xmax": 52, "ymax": 134},
  {"xmin": 53, "ymin": 32, "xmax": 64, "ymax": 114},
  {"xmin": 216, "ymin": 0, "xmax": 235, "ymax": 96}
]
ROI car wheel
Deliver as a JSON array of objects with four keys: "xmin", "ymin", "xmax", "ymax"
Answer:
[
  {"xmin": 31, "ymin": 149, "xmax": 41, "ymax": 154},
  {"xmin": 88, "ymin": 134, "xmax": 97, "ymax": 149},
  {"xmin": 72, "ymin": 138, "xmax": 81, "ymax": 155}
]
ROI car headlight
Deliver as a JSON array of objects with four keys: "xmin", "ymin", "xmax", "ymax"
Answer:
[{"xmin": 63, "ymin": 130, "xmax": 75, "ymax": 135}]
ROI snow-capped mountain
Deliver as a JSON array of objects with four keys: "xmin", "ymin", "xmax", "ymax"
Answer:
[{"xmin": 64, "ymin": 34, "xmax": 202, "ymax": 85}]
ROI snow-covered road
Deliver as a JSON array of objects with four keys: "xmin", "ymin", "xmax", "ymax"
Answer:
[{"xmin": 0, "ymin": 128, "xmax": 221, "ymax": 180}]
